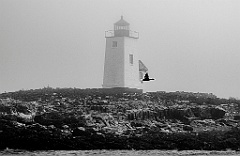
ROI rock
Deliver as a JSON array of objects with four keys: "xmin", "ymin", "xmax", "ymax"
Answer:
[
  {"xmin": 96, "ymin": 132, "xmax": 105, "ymax": 137},
  {"xmin": 78, "ymin": 127, "xmax": 86, "ymax": 131},
  {"xmin": 210, "ymin": 106, "xmax": 226, "ymax": 119},
  {"xmin": 102, "ymin": 127, "xmax": 118, "ymax": 134},
  {"xmin": 190, "ymin": 106, "xmax": 211, "ymax": 119},
  {"xmin": 1, "ymin": 89, "xmax": 240, "ymax": 150},
  {"xmin": 72, "ymin": 127, "xmax": 90, "ymax": 136},
  {"xmin": 130, "ymin": 121, "xmax": 144, "ymax": 127},
  {"xmin": 191, "ymin": 119, "xmax": 216, "ymax": 126},
  {"xmin": 160, "ymin": 128, "xmax": 171, "ymax": 133},
  {"xmin": 149, "ymin": 125, "xmax": 160, "ymax": 132},
  {"xmin": 34, "ymin": 112, "xmax": 85, "ymax": 128},
  {"xmin": 183, "ymin": 125, "xmax": 194, "ymax": 131},
  {"xmin": 12, "ymin": 121, "xmax": 26, "ymax": 127},
  {"xmin": 15, "ymin": 103, "xmax": 32, "ymax": 114},
  {"xmin": 61, "ymin": 129, "xmax": 72, "ymax": 136},
  {"xmin": 62, "ymin": 125, "xmax": 69, "ymax": 129},
  {"xmin": 233, "ymin": 115, "xmax": 240, "ymax": 120},
  {"xmin": 48, "ymin": 125, "xmax": 56, "ymax": 129},
  {"xmin": 126, "ymin": 109, "xmax": 158, "ymax": 121},
  {"xmin": 16, "ymin": 112, "xmax": 34, "ymax": 123},
  {"xmin": 0, "ymin": 104, "xmax": 12, "ymax": 114},
  {"xmin": 126, "ymin": 105, "xmax": 225, "ymax": 123},
  {"xmin": 34, "ymin": 112, "xmax": 63, "ymax": 126}
]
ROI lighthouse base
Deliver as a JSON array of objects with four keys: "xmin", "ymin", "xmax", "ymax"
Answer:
[{"xmin": 100, "ymin": 87, "xmax": 143, "ymax": 94}]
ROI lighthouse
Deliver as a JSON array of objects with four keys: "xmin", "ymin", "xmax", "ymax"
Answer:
[{"xmin": 103, "ymin": 16, "xmax": 148, "ymax": 93}]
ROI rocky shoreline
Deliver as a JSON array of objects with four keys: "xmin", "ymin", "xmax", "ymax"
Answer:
[{"xmin": 0, "ymin": 88, "xmax": 240, "ymax": 150}]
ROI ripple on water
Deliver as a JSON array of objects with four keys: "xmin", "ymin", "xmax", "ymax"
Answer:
[{"xmin": 0, "ymin": 149, "xmax": 240, "ymax": 156}]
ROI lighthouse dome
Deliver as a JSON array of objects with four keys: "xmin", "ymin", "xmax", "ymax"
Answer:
[{"xmin": 114, "ymin": 16, "xmax": 129, "ymax": 26}]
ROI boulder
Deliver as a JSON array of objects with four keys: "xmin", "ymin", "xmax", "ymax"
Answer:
[
  {"xmin": 126, "ymin": 109, "xmax": 156, "ymax": 120},
  {"xmin": 34, "ymin": 112, "xmax": 86, "ymax": 128},
  {"xmin": 183, "ymin": 125, "xmax": 193, "ymax": 132},
  {"xmin": 72, "ymin": 127, "xmax": 90, "ymax": 136},
  {"xmin": 190, "ymin": 106, "xmax": 211, "ymax": 119},
  {"xmin": 126, "ymin": 105, "xmax": 226, "ymax": 123},
  {"xmin": 15, "ymin": 103, "xmax": 32, "ymax": 114},
  {"xmin": 34, "ymin": 112, "xmax": 64, "ymax": 127},
  {"xmin": 26, "ymin": 123, "xmax": 47, "ymax": 130},
  {"xmin": 164, "ymin": 106, "xmax": 194, "ymax": 122},
  {"xmin": 0, "ymin": 104, "xmax": 12, "ymax": 114},
  {"xmin": 210, "ymin": 106, "xmax": 226, "ymax": 119},
  {"xmin": 191, "ymin": 119, "xmax": 215, "ymax": 127},
  {"xmin": 234, "ymin": 115, "xmax": 240, "ymax": 120},
  {"xmin": 62, "ymin": 125, "xmax": 69, "ymax": 129},
  {"xmin": 130, "ymin": 121, "xmax": 144, "ymax": 128}
]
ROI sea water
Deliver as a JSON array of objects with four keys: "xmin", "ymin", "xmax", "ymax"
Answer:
[{"xmin": 0, "ymin": 149, "xmax": 240, "ymax": 156}]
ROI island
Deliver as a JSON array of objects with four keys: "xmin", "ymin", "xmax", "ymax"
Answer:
[{"xmin": 0, "ymin": 88, "xmax": 240, "ymax": 150}]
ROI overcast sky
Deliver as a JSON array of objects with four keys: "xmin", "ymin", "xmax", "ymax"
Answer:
[{"xmin": 1, "ymin": 0, "xmax": 240, "ymax": 98}]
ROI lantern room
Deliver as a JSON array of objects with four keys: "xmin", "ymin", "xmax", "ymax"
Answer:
[
  {"xmin": 114, "ymin": 16, "xmax": 130, "ymax": 37},
  {"xmin": 105, "ymin": 16, "xmax": 139, "ymax": 39}
]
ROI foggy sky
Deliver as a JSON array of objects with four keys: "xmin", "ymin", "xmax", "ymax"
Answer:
[{"xmin": 1, "ymin": 0, "xmax": 240, "ymax": 98}]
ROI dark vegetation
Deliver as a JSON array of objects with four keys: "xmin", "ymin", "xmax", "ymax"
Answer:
[
  {"xmin": 1, "ymin": 87, "xmax": 240, "ymax": 105},
  {"xmin": 0, "ymin": 87, "xmax": 240, "ymax": 150}
]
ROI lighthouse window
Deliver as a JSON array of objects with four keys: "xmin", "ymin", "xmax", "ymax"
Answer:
[
  {"xmin": 112, "ymin": 41, "xmax": 117, "ymax": 47},
  {"xmin": 129, "ymin": 54, "xmax": 133, "ymax": 65}
]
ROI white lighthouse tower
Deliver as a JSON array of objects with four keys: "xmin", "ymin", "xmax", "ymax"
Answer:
[{"xmin": 103, "ymin": 16, "xmax": 148, "ymax": 92}]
